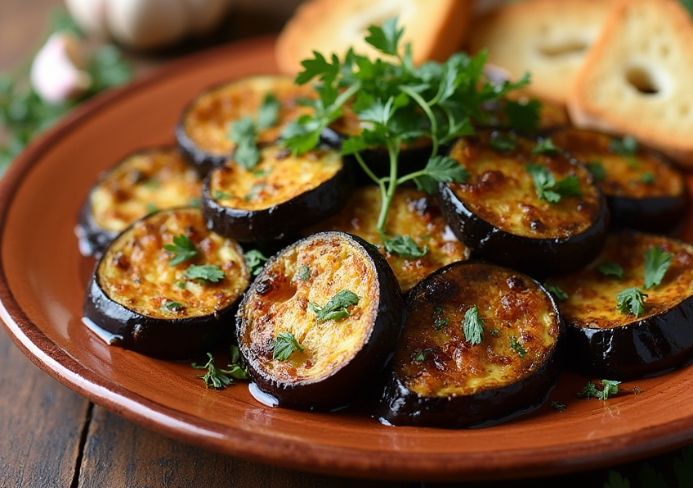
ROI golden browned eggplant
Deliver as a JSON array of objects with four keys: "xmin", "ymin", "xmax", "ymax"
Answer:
[
  {"xmin": 236, "ymin": 231, "xmax": 406, "ymax": 411},
  {"xmin": 76, "ymin": 147, "xmax": 201, "ymax": 257},
  {"xmin": 549, "ymin": 231, "xmax": 693, "ymax": 380},
  {"xmin": 437, "ymin": 130, "xmax": 608, "ymax": 277},
  {"xmin": 306, "ymin": 186, "xmax": 469, "ymax": 292},
  {"xmin": 378, "ymin": 261, "xmax": 563, "ymax": 428},
  {"xmin": 83, "ymin": 208, "xmax": 250, "ymax": 359}
]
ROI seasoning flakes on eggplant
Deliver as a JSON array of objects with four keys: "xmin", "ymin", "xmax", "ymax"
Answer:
[
  {"xmin": 549, "ymin": 231, "xmax": 693, "ymax": 380},
  {"xmin": 378, "ymin": 261, "xmax": 563, "ymax": 428},
  {"xmin": 549, "ymin": 128, "xmax": 687, "ymax": 234},
  {"xmin": 202, "ymin": 144, "xmax": 352, "ymax": 242},
  {"xmin": 306, "ymin": 186, "xmax": 469, "ymax": 292},
  {"xmin": 83, "ymin": 208, "xmax": 250, "ymax": 359},
  {"xmin": 76, "ymin": 147, "xmax": 202, "ymax": 257},
  {"xmin": 437, "ymin": 130, "xmax": 608, "ymax": 277},
  {"xmin": 236, "ymin": 231, "xmax": 405, "ymax": 411},
  {"xmin": 176, "ymin": 75, "xmax": 316, "ymax": 175}
]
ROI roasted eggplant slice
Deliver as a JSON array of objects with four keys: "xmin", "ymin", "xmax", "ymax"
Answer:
[
  {"xmin": 549, "ymin": 231, "xmax": 693, "ymax": 380},
  {"xmin": 176, "ymin": 75, "xmax": 316, "ymax": 175},
  {"xmin": 378, "ymin": 261, "xmax": 563, "ymax": 428},
  {"xmin": 306, "ymin": 186, "xmax": 469, "ymax": 292},
  {"xmin": 202, "ymin": 144, "xmax": 352, "ymax": 242},
  {"xmin": 437, "ymin": 130, "xmax": 608, "ymax": 277},
  {"xmin": 236, "ymin": 231, "xmax": 406, "ymax": 411},
  {"xmin": 75, "ymin": 147, "xmax": 201, "ymax": 257},
  {"xmin": 549, "ymin": 128, "xmax": 687, "ymax": 234},
  {"xmin": 83, "ymin": 208, "xmax": 250, "ymax": 359}
]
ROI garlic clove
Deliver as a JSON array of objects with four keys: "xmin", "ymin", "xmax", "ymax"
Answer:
[
  {"xmin": 30, "ymin": 33, "xmax": 92, "ymax": 104},
  {"xmin": 105, "ymin": 0, "xmax": 189, "ymax": 51}
]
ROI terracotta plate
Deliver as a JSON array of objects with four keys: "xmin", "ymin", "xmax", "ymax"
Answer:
[{"xmin": 3, "ymin": 36, "xmax": 693, "ymax": 482}]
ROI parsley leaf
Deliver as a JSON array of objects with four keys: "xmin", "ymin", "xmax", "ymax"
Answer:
[
  {"xmin": 184, "ymin": 265, "xmax": 225, "ymax": 283},
  {"xmin": 297, "ymin": 265, "xmax": 311, "ymax": 281},
  {"xmin": 578, "ymin": 379, "xmax": 621, "ymax": 400},
  {"xmin": 526, "ymin": 164, "xmax": 582, "ymax": 203},
  {"xmin": 490, "ymin": 133, "xmax": 517, "ymax": 152},
  {"xmin": 551, "ymin": 401, "xmax": 566, "ymax": 411},
  {"xmin": 383, "ymin": 234, "xmax": 428, "ymax": 259},
  {"xmin": 598, "ymin": 262, "xmax": 624, "ymax": 280},
  {"xmin": 509, "ymin": 336, "xmax": 527, "ymax": 358},
  {"xmin": 609, "ymin": 135, "xmax": 638, "ymax": 157},
  {"xmin": 214, "ymin": 190, "xmax": 234, "ymax": 200},
  {"xmin": 364, "ymin": 17, "xmax": 404, "ymax": 56},
  {"xmin": 586, "ymin": 161, "xmax": 606, "ymax": 181},
  {"xmin": 164, "ymin": 234, "xmax": 198, "ymax": 266},
  {"xmin": 616, "ymin": 287, "xmax": 647, "ymax": 317},
  {"xmin": 257, "ymin": 93, "xmax": 281, "ymax": 129},
  {"xmin": 192, "ymin": 351, "xmax": 248, "ymax": 389},
  {"xmin": 433, "ymin": 306, "xmax": 448, "ymax": 332},
  {"xmin": 644, "ymin": 246, "xmax": 673, "ymax": 289},
  {"xmin": 504, "ymin": 99, "xmax": 541, "ymax": 133},
  {"xmin": 162, "ymin": 300, "xmax": 184, "ymax": 312},
  {"xmin": 545, "ymin": 283, "xmax": 568, "ymax": 301},
  {"xmin": 462, "ymin": 305, "xmax": 485, "ymax": 345},
  {"xmin": 272, "ymin": 331, "xmax": 304, "ymax": 361},
  {"xmin": 640, "ymin": 172, "xmax": 656, "ymax": 184},
  {"xmin": 245, "ymin": 249, "xmax": 269, "ymax": 276},
  {"xmin": 532, "ymin": 138, "xmax": 559, "ymax": 155},
  {"xmin": 411, "ymin": 156, "xmax": 469, "ymax": 194},
  {"xmin": 229, "ymin": 116, "xmax": 261, "ymax": 169},
  {"xmin": 308, "ymin": 289, "xmax": 359, "ymax": 322}
]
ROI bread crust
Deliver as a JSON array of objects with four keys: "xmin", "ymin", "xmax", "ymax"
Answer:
[
  {"xmin": 275, "ymin": 0, "xmax": 473, "ymax": 75},
  {"xmin": 567, "ymin": 0, "xmax": 693, "ymax": 169},
  {"xmin": 470, "ymin": 0, "xmax": 615, "ymax": 106}
]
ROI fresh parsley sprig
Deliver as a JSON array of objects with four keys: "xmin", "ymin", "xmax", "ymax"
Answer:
[
  {"xmin": 245, "ymin": 249, "xmax": 269, "ymax": 276},
  {"xmin": 164, "ymin": 234, "xmax": 198, "ymax": 266},
  {"xmin": 526, "ymin": 164, "xmax": 582, "ymax": 203},
  {"xmin": 616, "ymin": 287, "xmax": 647, "ymax": 317},
  {"xmin": 308, "ymin": 289, "xmax": 360, "ymax": 322},
  {"xmin": 192, "ymin": 349, "xmax": 248, "ymax": 389},
  {"xmin": 273, "ymin": 331, "xmax": 304, "ymax": 361},
  {"xmin": 598, "ymin": 262, "xmax": 624, "ymax": 280},
  {"xmin": 184, "ymin": 264, "xmax": 225, "ymax": 283},
  {"xmin": 644, "ymin": 246, "xmax": 673, "ymax": 289},
  {"xmin": 578, "ymin": 379, "xmax": 621, "ymax": 401}
]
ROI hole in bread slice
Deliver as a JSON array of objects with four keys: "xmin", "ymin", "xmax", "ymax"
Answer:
[
  {"xmin": 537, "ymin": 38, "xmax": 589, "ymax": 58},
  {"xmin": 625, "ymin": 65, "xmax": 660, "ymax": 95}
]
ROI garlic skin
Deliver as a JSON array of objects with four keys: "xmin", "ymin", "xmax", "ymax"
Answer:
[
  {"xmin": 65, "ymin": 0, "xmax": 234, "ymax": 51},
  {"xmin": 30, "ymin": 33, "xmax": 92, "ymax": 104}
]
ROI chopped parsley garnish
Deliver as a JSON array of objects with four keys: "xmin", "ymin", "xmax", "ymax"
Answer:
[
  {"xmin": 256, "ymin": 93, "xmax": 281, "ymax": 129},
  {"xmin": 164, "ymin": 234, "xmax": 198, "ymax": 266},
  {"xmin": 609, "ymin": 135, "xmax": 638, "ymax": 157},
  {"xmin": 214, "ymin": 190, "xmax": 235, "ymax": 200},
  {"xmin": 586, "ymin": 161, "xmax": 606, "ymax": 181},
  {"xmin": 578, "ymin": 379, "xmax": 621, "ymax": 400},
  {"xmin": 251, "ymin": 167, "xmax": 271, "ymax": 177},
  {"xmin": 409, "ymin": 156, "xmax": 469, "ymax": 194},
  {"xmin": 551, "ymin": 401, "xmax": 566, "ymax": 411},
  {"xmin": 644, "ymin": 246, "xmax": 673, "ymax": 289},
  {"xmin": 598, "ymin": 262, "xmax": 624, "ymax": 280},
  {"xmin": 526, "ymin": 164, "xmax": 582, "ymax": 203},
  {"xmin": 462, "ymin": 305, "xmax": 485, "ymax": 345},
  {"xmin": 189, "ymin": 197, "xmax": 200, "ymax": 207},
  {"xmin": 545, "ymin": 283, "xmax": 568, "ymax": 301},
  {"xmin": 245, "ymin": 249, "xmax": 269, "ymax": 276},
  {"xmin": 531, "ymin": 137, "xmax": 559, "ymax": 155},
  {"xmin": 184, "ymin": 264, "xmax": 225, "ymax": 283},
  {"xmin": 509, "ymin": 336, "xmax": 527, "ymax": 358},
  {"xmin": 272, "ymin": 331, "xmax": 304, "ymax": 361},
  {"xmin": 308, "ymin": 289, "xmax": 359, "ymax": 322},
  {"xmin": 616, "ymin": 287, "xmax": 647, "ymax": 317},
  {"xmin": 162, "ymin": 300, "xmax": 184, "ymax": 311},
  {"xmin": 175, "ymin": 281, "xmax": 186, "ymax": 289},
  {"xmin": 489, "ymin": 133, "xmax": 518, "ymax": 152},
  {"xmin": 244, "ymin": 183, "xmax": 266, "ymax": 201},
  {"xmin": 145, "ymin": 202, "xmax": 158, "ymax": 214},
  {"xmin": 504, "ymin": 98, "xmax": 541, "ymax": 133},
  {"xmin": 640, "ymin": 171, "xmax": 655, "ymax": 184},
  {"xmin": 415, "ymin": 350, "xmax": 427, "ymax": 361},
  {"xmin": 297, "ymin": 265, "xmax": 311, "ymax": 281},
  {"xmin": 383, "ymin": 234, "xmax": 428, "ymax": 259},
  {"xmin": 229, "ymin": 116, "xmax": 261, "ymax": 169},
  {"xmin": 280, "ymin": 18, "xmax": 532, "ymax": 250},
  {"xmin": 433, "ymin": 306, "xmax": 448, "ymax": 332},
  {"xmin": 192, "ymin": 350, "xmax": 248, "ymax": 389}
]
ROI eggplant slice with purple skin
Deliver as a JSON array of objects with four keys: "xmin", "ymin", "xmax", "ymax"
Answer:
[
  {"xmin": 75, "ymin": 146, "xmax": 201, "ymax": 257},
  {"xmin": 236, "ymin": 231, "xmax": 406, "ymax": 411},
  {"xmin": 377, "ymin": 261, "xmax": 564, "ymax": 428},
  {"xmin": 176, "ymin": 74, "xmax": 316, "ymax": 176},
  {"xmin": 437, "ymin": 130, "xmax": 609, "ymax": 278},
  {"xmin": 548, "ymin": 231, "xmax": 693, "ymax": 380},
  {"xmin": 549, "ymin": 128, "xmax": 688, "ymax": 234},
  {"xmin": 83, "ymin": 207, "xmax": 250, "ymax": 359},
  {"xmin": 201, "ymin": 144, "xmax": 352, "ymax": 243},
  {"xmin": 304, "ymin": 186, "xmax": 469, "ymax": 293}
]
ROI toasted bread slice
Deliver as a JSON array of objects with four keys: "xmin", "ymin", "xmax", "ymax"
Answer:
[
  {"xmin": 470, "ymin": 0, "xmax": 615, "ymax": 106},
  {"xmin": 567, "ymin": 0, "xmax": 693, "ymax": 169},
  {"xmin": 275, "ymin": 0, "xmax": 473, "ymax": 75}
]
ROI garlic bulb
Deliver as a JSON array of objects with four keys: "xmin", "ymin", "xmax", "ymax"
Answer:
[
  {"xmin": 65, "ymin": 0, "xmax": 234, "ymax": 51},
  {"xmin": 30, "ymin": 33, "xmax": 92, "ymax": 103}
]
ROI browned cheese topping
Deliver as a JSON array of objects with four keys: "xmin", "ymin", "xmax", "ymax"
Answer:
[
  {"xmin": 239, "ymin": 234, "xmax": 379, "ymax": 383},
  {"xmin": 448, "ymin": 132, "xmax": 602, "ymax": 238},
  {"xmin": 551, "ymin": 128, "xmax": 685, "ymax": 199},
  {"xmin": 396, "ymin": 263, "xmax": 560, "ymax": 397},
  {"xmin": 308, "ymin": 186, "xmax": 469, "ymax": 292},
  {"xmin": 208, "ymin": 145, "xmax": 342, "ymax": 211},
  {"xmin": 90, "ymin": 148, "xmax": 201, "ymax": 232},
  {"xmin": 99, "ymin": 209, "xmax": 249, "ymax": 320},
  {"xmin": 183, "ymin": 75, "xmax": 315, "ymax": 155},
  {"xmin": 551, "ymin": 232, "xmax": 693, "ymax": 329}
]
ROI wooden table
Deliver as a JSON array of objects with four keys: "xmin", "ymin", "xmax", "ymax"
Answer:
[{"xmin": 0, "ymin": 1, "xmax": 684, "ymax": 486}]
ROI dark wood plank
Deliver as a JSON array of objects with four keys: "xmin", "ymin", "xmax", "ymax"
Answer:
[
  {"xmin": 78, "ymin": 405, "xmax": 417, "ymax": 488},
  {"xmin": 0, "ymin": 328, "xmax": 91, "ymax": 488}
]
